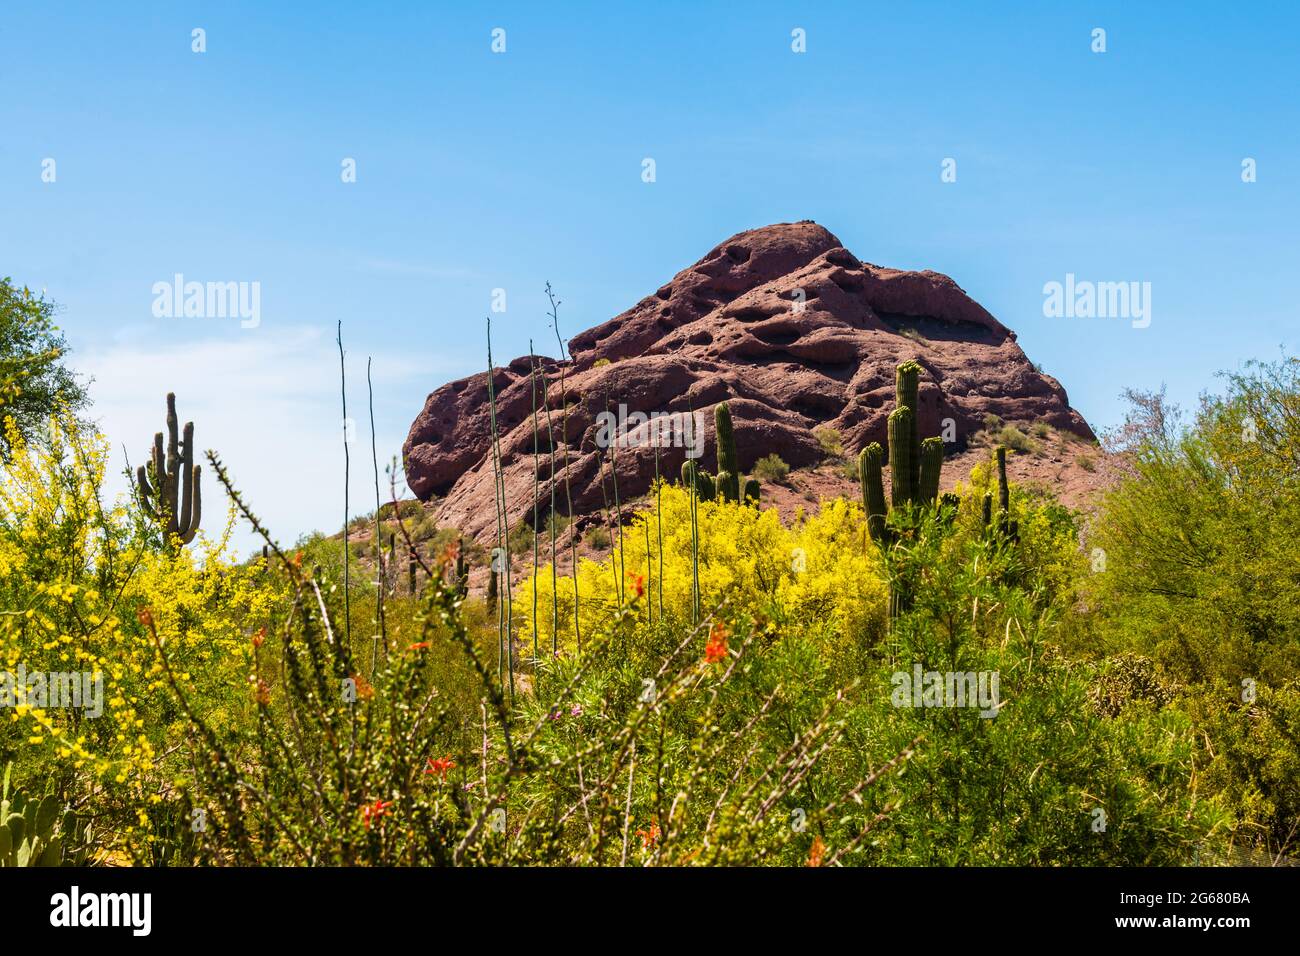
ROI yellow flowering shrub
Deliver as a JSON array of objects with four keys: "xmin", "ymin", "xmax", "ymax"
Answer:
[
  {"xmin": 513, "ymin": 484, "xmax": 889, "ymax": 651},
  {"xmin": 0, "ymin": 414, "xmax": 274, "ymax": 849}
]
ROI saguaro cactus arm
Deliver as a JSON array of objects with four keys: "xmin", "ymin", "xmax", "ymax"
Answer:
[
  {"xmin": 888, "ymin": 406, "xmax": 914, "ymax": 508},
  {"xmin": 696, "ymin": 471, "xmax": 716, "ymax": 502},
  {"xmin": 919, "ymin": 437, "xmax": 944, "ymax": 505},
  {"xmin": 136, "ymin": 462, "xmax": 157, "ymax": 520},
  {"xmin": 181, "ymin": 463, "xmax": 202, "ymax": 545},
  {"xmin": 859, "ymin": 442, "xmax": 888, "ymax": 542},
  {"xmin": 715, "ymin": 470, "xmax": 738, "ymax": 503}
]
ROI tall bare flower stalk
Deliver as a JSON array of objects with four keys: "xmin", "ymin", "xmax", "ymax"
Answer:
[
  {"xmin": 485, "ymin": 318, "xmax": 514, "ymax": 699},
  {"xmin": 547, "ymin": 282, "xmax": 580, "ymax": 649},
  {"xmin": 528, "ymin": 340, "xmax": 540, "ymax": 661},
  {"xmin": 336, "ymin": 321, "xmax": 352, "ymax": 647},
  {"xmin": 366, "ymin": 356, "xmax": 386, "ymax": 669},
  {"xmin": 536, "ymin": 353, "xmax": 561, "ymax": 653}
]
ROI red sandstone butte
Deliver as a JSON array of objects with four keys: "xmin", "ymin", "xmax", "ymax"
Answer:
[{"xmin": 403, "ymin": 221, "xmax": 1094, "ymax": 541}]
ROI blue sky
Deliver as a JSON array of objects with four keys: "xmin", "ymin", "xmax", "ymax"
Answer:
[{"xmin": 3, "ymin": 1, "xmax": 1297, "ymax": 554}]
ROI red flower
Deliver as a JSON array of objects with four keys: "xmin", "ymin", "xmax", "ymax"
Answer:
[
  {"xmin": 252, "ymin": 627, "xmax": 266, "ymax": 649},
  {"xmin": 704, "ymin": 621, "xmax": 729, "ymax": 664},
  {"xmin": 630, "ymin": 573, "xmax": 645, "ymax": 599},
  {"xmin": 424, "ymin": 756, "xmax": 456, "ymax": 780},
  {"xmin": 807, "ymin": 836, "xmax": 826, "ymax": 867},
  {"xmin": 361, "ymin": 798, "xmax": 391, "ymax": 829},
  {"xmin": 636, "ymin": 822, "xmax": 661, "ymax": 849},
  {"xmin": 408, "ymin": 641, "xmax": 431, "ymax": 652},
  {"xmin": 439, "ymin": 538, "xmax": 461, "ymax": 571}
]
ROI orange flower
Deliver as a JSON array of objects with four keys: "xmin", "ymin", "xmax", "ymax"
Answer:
[
  {"xmin": 136, "ymin": 607, "xmax": 154, "ymax": 629},
  {"xmin": 252, "ymin": 627, "xmax": 266, "ymax": 649},
  {"xmin": 407, "ymin": 641, "xmax": 430, "ymax": 652},
  {"xmin": 424, "ymin": 756, "xmax": 456, "ymax": 780},
  {"xmin": 361, "ymin": 798, "xmax": 391, "ymax": 829},
  {"xmin": 636, "ymin": 822, "xmax": 661, "ymax": 849},
  {"xmin": 807, "ymin": 836, "xmax": 826, "ymax": 867},
  {"xmin": 630, "ymin": 573, "xmax": 645, "ymax": 599},
  {"xmin": 704, "ymin": 621, "xmax": 729, "ymax": 664},
  {"xmin": 292, "ymin": 551, "xmax": 304, "ymax": 568},
  {"xmin": 252, "ymin": 678, "xmax": 271, "ymax": 707},
  {"xmin": 350, "ymin": 672, "xmax": 374, "ymax": 700}
]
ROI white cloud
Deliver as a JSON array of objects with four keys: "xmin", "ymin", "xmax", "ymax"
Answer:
[{"xmin": 80, "ymin": 325, "xmax": 458, "ymax": 560}]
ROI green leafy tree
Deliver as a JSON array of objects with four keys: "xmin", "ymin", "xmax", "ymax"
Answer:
[
  {"xmin": 0, "ymin": 279, "xmax": 88, "ymax": 456},
  {"xmin": 1087, "ymin": 355, "xmax": 1300, "ymax": 856}
]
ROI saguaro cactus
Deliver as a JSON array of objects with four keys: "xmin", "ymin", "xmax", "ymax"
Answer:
[
  {"xmin": 859, "ymin": 361, "xmax": 946, "ymax": 551},
  {"xmin": 859, "ymin": 442, "xmax": 888, "ymax": 542},
  {"xmin": 454, "ymin": 536, "xmax": 469, "ymax": 599},
  {"xmin": 681, "ymin": 460, "xmax": 716, "ymax": 502},
  {"xmin": 136, "ymin": 393, "xmax": 202, "ymax": 546},
  {"xmin": 995, "ymin": 446, "xmax": 1010, "ymax": 513},
  {"xmin": 894, "ymin": 361, "xmax": 922, "ymax": 493},
  {"xmin": 715, "ymin": 402, "xmax": 739, "ymax": 483},
  {"xmin": 887, "ymin": 406, "xmax": 914, "ymax": 508},
  {"xmin": 994, "ymin": 445, "xmax": 1019, "ymax": 542},
  {"xmin": 919, "ymin": 437, "xmax": 944, "ymax": 504},
  {"xmin": 682, "ymin": 401, "xmax": 761, "ymax": 505}
]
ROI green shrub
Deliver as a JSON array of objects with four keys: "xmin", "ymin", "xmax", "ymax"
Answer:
[
  {"xmin": 752, "ymin": 453, "xmax": 790, "ymax": 483},
  {"xmin": 996, "ymin": 424, "xmax": 1035, "ymax": 453},
  {"xmin": 813, "ymin": 426, "xmax": 844, "ymax": 459},
  {"xmin": 508, "ymin": 518, "xmax": 535, "ymax": 555}
]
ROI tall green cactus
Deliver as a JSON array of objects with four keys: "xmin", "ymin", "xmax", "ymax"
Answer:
[
  {"xmin": 858, "ymin": 361, "xmax": 946, "ymax": 553},
  {"xmin": 993, "ymin": 445, "xmax": 1019, "ymax": 542},
  {"xmin": 859, "ymin": 442, "xmax": 888, "ymax": 542},
  {"xmin": 887, "ymin": 406, "xmax": 914, "ymax": 507},
  {"xmin": 895, "ymin": 361, "xmax": 921, "ymax": 494},
  {"xmin": 679, "ymin": 402, "xmax": 761, "ymax": 505},
  {"xmin": 454, "ymin": 535, "xmax": 469, "ymax": 599},
  {"xmin": 136, "ymin": 392, "xmax": 202, "ymax": 546},
  {"xmin": 995, "ymin": 446, "xmax": 1010, "ymax": 512},
  {"xmin": 715, "ymin": 402, "xmax": 739, "ymax": 481},
  {"xmin": 919, "ymin": 437, "xmax": 944, "ymax": 504}
]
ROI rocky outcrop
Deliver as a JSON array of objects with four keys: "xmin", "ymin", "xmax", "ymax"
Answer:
[{"xmin": 403, "ymin": 221, "xmax": 1094, "ymax": 541}]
